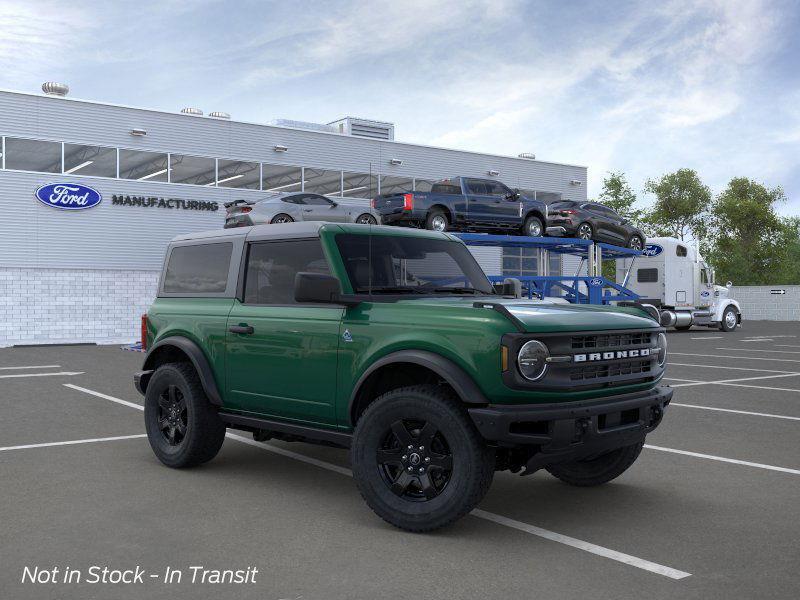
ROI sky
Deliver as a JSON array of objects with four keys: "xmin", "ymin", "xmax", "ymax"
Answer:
[{"xmin": 1, "ymin": 0, "xmax": 799, "ymax": 213}]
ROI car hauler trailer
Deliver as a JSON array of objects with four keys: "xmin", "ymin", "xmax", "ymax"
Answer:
[{"xmin": 615, "ymin": 237, "xmax": 742, "ymax": 332}]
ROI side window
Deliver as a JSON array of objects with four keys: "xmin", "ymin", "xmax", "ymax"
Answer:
[
  {"xmin": 701, "ymin": 269, "xmax": 709, "ymax": 284},
  {"xmin": 244, "ymin": 239, "xmax": 330, "ymax": 305},
  {"xmin": 484, "ymin": 181, "xmax": 511, "ymax": 197},
  {"xmin": 637, "ymin": 268, "xmax": 659, "ymax": 283},
  {"xmin": 163, "ymin": 243, "xmax": 233, "ymax": 294},
  {"xmin": 303, "ymin": 194, "xmax": 334, "ymax": 206},
  {"xmin": 465, "ymin": 179, "xmax": 488, "ymax": 195},
  {"xmin": 282, "ymin": 195, "xmax": 305, "ymax": 205},
  {"xmin": 430, "ymin": 182, "xmax": 461, "ymax": 194},
  {"xmin": 676, "ymin": 245, "xmax": 688, "ymax": 257}
]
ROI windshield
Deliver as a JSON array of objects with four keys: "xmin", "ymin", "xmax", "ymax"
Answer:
[{"xmin": 334, "ymin": 234, "xmax": 494, "ymax": 295}]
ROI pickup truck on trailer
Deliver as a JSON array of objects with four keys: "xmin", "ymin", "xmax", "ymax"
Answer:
[{"xmin": 372, "ymin": 176, "xmax": 550, "ymax": 237}]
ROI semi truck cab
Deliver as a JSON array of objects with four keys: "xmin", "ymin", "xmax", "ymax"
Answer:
[{"xmin": 616, "ymin": 236, "xmax": 742, "ymax": 332}]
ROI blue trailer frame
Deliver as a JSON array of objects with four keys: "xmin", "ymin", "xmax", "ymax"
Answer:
[{"xmin": 455, "ymin": 233, "xmax": 641, "ymax": 305}]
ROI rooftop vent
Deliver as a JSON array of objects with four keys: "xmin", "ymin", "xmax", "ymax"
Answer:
[
  {"xmin": 269, "ymin": 119, "xmax": 337, "ymax": 134},
  {"xmin": 42, "ymin": 82, "xmax": 69, "ymax": 97},
  {"xmin": 518, "ymin": 152, "xmax": 536, "ymax": 160},
  {"xmin": 329, "ymin": 117, "xmax": 395, "ymax": 141},
  {"xmin": 209, "ymin": 111, "xmax": 230, "ymax": 119},
  {"xmin": 180, "ymin": 107, "xmax": 203, "ymax": 116}
]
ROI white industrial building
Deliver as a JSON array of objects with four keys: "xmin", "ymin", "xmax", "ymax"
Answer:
[{"xmin": 0, "ymin": 85, "xmax": 587, "ymax": 346}]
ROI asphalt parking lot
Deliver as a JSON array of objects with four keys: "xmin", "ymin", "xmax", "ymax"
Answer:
[{"xmin": 2, "ymin": 321, "xmax": 799, "ymax": 600}]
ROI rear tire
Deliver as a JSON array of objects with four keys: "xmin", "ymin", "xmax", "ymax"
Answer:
[
  {"xmin": 270, "ymin": 213, "xmax": 294, "ymax": 224},
  {"xmin": 545, "ymin": 441, "xmax": 644, "ymax": 487},
  {"xmin": 356, "ymin": 213, "xmax": 377, "ymax": 225},
  {"xmin": 425, "ymin": 209, "xmax": 449, "ymax": 232},
  {"xmin": 144, "ymin": 363, "xmax": 226, "ymax": 468},
  {"xmin": 351, "ymin": 385, "xmax": 494, "ymax": 532},
  {"xmin": 521, "ymin": 215, "xmax": 544, "ymax": 237},
  {"xmin": 576, "ymin": 222, "xmax": 593, "ymax": 240},
  {"xmin": 627, "ymin": 235, "xmax": 644, "ymax": 251},
  {"xmin": 719, "ymin": 306, "xmax": 738, "ymax": 332}
]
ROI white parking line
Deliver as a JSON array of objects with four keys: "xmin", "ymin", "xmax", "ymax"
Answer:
[
  {"xmin": 689, "ymin": 336, "xmax": 723, "ymax": 340},
  {"xmin": 0, "ymin": 371, "xmax": 84, "ymax": 379},
  {"xmin": 775, "ymin": 345, "xmax": 800, "ymax": 349},
  {"xmin": 739, "ymin": 339, "xmax": 773, "ymax": 343},
  {"xmin": 671, "ymin": 352, "xmax": 800, "ymax": 363},
  {"xmin": 670, "ymin": 402, "xmax": 800, "ymax": 422},
  {"xmin": 644, "ymin": 445, "xmax": 800, "ymax": 476},
  {"xmin": 0, "ymin": 365, "xmax": 61, "ymax": 370},
  {"xmin": 669, "ymin": 363, "xmax": 798, "ymax": 374},
  {"xmin": 668, "ymin": 373, "xmax": 800, "ymax": 388},
  {"xmin": 716, "ymin": 348, "xmax": 800, "ymax": 354},
  {"xmin": 0, "ymin": 434, "xmax": 146, "ymax": 453},
  {"xmin": 60, "ymin": 384, "xmax": 691, "ymax": 580},
  {"xmin": 716, "ymin": 382, "xmax": 800, "ymax": 394}
]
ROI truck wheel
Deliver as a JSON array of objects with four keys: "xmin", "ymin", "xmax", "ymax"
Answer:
[
  {"xmin": 522, "ymin": 215, "xmax": 544, "ymax": 237},
  {"xmin": 720, "ymin": 306, "xmax": 738, "ymax": 332},
  {"xmin": 351, "ymin": 385, "xmax": 494, "ymax": 532},
  {"xmin": 144, "ymin": 362, "xmax": 226, "ymax": 468},
  {"xmin": 425, "ymin": 210, "xmax": 449, "ymax": 232},
  {"xmin": 545, "ymin": 440, "xmax": 644, "ymax": 487}
]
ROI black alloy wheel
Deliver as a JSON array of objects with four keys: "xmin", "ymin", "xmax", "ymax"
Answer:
[
  {"xmin": 157, "ymin": 384, "xmax": 188, "ymax": 446},
  {"xmin": 577, "ymin": 223, "xmax": 593, "ymax": 240},
  {"xmin": 376, "ymin": 419, "xmax": 454, "ymax": 501}
]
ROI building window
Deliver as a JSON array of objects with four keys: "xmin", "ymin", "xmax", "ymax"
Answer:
[
  {"xmin": 217, "ymin": 159, "xmax": 260, "ymax": 189},
  {"xmin": 63, "ymin": 144, "xmax": 117, "ymax": 177},
  {"xmin": 341, "ymin": 171, "xmax": 378, "ymax": 198},
  {"xmin": 170, "ymin": 154, "xmax": 216, "ymax": 186},
  {"xmin": 379, "ymin": 175, "xmax": 413, "ymax": 195},
  {"xmin": 262, "ymin": 164, "xmax": 302, "ymax": 193},
  {"xmin": 304, "ymin": 168, "xmax": 342, "ymax": 196},
  {"xmin": 119, "ymin": 149, "xmax": 169, "ymax": 182},
  {"xmin": 4, "ymin": 138, "xmax": 61, "ymax": 173}
]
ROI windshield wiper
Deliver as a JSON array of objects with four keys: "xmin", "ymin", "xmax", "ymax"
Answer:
[
  {"xmin": 356, "ymin": 286, "xmax": 427, "ymax": 294},
  {"xmin": 426, "ymin": 287, "xmax": 490, "ymax": 295}
]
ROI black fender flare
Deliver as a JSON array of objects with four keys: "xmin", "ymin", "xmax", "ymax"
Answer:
[
  {"xmin": 141, "ymin": 336, "xmax": 223, "ymax": 405},
  {"xmin": 348, "ymin": 350, "xmax": 489, "ymax": 422}
]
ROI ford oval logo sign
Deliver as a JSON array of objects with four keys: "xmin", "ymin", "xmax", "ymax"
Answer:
[
  {"xmin": 642, "ymin": 244, "xmax": 663, "ymax": 257},
  {"xmin": 588, "ymin": 277, "xmax": 603, "ymax": 287},
  {"xmin": 35, "ymin": 183, "xmax": 102, "ymax": 210}
]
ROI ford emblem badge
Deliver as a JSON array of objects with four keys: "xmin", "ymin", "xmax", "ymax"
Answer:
[{"xmin": 35, "ymin": 183, "xmax": 103, "ymax": 210}]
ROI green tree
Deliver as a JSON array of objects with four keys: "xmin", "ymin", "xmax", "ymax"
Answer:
[
  {"xmin": 597, "ymin": 171, "xmax": 643, "ymax": 226},
  {"xmin": 706, "ymin": 178, "xmax": 793, "ymax": 285},
  {"xmin": 642, "ymin": 169, "xmax": 711, "ymax": 241}
]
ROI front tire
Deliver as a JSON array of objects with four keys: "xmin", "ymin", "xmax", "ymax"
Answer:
[
  {"xmin": 545, "ymin": 441, "xmax": 644, "ymax": 487},
  {"xmin": 521, "ymin": 215, "xmax": 544, "ymax": 237},
  {"xmin": 720, "ymin": 306, "xmax": 738, "ymax": 332},
  {"xmin": 351, "ymin": 385, "xmax": 494, "ymax": 532},
  {"xmin": 144, "ymin": 363, "xmax": 226, "ymax": 468}
]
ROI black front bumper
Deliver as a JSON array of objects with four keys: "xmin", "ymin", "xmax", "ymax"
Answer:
[{"xmin": 468, "ymin": 386, "xmax": 672, "ymax": 471}]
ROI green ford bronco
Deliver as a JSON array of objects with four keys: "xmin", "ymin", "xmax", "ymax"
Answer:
[{"xmin": 135, "ymin": 222, "xmax": 671, "ymax": 531}]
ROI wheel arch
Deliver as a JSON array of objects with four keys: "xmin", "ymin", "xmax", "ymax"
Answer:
[
  {"xmin": 523, "ymin": 209, "xmax": 546, "ymax": 224},
  {"xmin": 714, "ymin": 299, "xmax": 742, "ymax": 323},
  {"xmin": 428, "ymin": 204, "xmax": 454, "ymax": 223},
  {"xmin": 348, "ymin": 350, "xmax": 489, "ymax": 426},
  {"xmin": 140, "ymin": 336, "xmax": 223, "ymax": 405}
]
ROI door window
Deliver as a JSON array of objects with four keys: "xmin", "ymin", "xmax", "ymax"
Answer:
[
  {"xmin": 244, "ymin": 240, "xmax": 329, "ymax": 305},
  {"xmin": 465, "ymin": 179, "xmax": 489, "ymax": 195},
  {"xmin": 484, "ymin": 181, "xmax": 512, "ymax": 197}
]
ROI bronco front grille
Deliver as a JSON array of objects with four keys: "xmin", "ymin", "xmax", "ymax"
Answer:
[
  {"xmin": 570, "ymin": 332, "xmax": 652, "ymax": 350},
  {"xmin": 570, "ymin": 359, "xmax": 652, "ymax": 381}
]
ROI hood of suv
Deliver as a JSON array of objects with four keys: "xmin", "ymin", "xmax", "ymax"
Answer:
[{"xmin": 394, "ymin": 296, "xmax": 658, "ymax": 333}]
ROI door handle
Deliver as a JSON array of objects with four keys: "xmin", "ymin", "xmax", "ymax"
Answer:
[
  {"xmin": 303, "ymin": 208, "xmax": 313, "ymax": 212},
  {"xmin": 229, "ymin": 325, "xmax": 254, "ymax": 335}
]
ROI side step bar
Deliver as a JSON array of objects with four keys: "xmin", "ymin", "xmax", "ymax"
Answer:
[{"xmin": 219, "ymin": 411, "xmax": 352, "ymax": 448}]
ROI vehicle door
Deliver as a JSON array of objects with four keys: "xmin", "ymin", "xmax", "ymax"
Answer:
[
  {"xmin": 597, "ymin": 205, "xmax": 629, "ymax": 243},
  {"xmin": 584, "ymin": 204, "xmax": 619, "ymax": 242},
  {"xmin": 464, "ymin": 179, "xmax": 496, "ymax": 225},
  {"xmin": 697, "ymin": 262, "xmax": 714, "ymax": 307},
  {"xmin": 225, "ymin": 238, "xmax": 343, "ymax": 425},
  {"xmin": 298, "ymin": 194, "xmax": 348, "ymax": 222},
  {"xmin": 483, "ymin": 180, "xmax": 521, "ymax": 225}
]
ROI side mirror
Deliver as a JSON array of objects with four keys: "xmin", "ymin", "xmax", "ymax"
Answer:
[
  {"xmin": 726, "ymin": 281, "xmax": 732, "ymax": 288},
  {"xmin": 493, "ymin": 277, "xmax": 522, "ymax": 298},
  {"xmin": 329, "ymin": 201, "xmax": 338, "ymax": 208},
  {"xmin": 295, "ymin": 272, "xmax": 344, "ymax": 304}
]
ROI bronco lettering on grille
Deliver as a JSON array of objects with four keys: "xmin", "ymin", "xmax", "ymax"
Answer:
[{"xmin": 573, "ymin": 348, "xmax": 651, "ymax": 362}]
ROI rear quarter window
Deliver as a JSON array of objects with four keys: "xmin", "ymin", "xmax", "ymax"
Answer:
[{"xmin": 162, "ymin": 242, "xmax": 233, "ymax": 294}]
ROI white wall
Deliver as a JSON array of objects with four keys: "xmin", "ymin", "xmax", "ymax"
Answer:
[{"xmin": 729, "ymin": 286, "xmax": 800, "ymax": 322}]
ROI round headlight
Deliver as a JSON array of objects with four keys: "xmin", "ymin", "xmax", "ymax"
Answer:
[
  {"xmin": 657, "ymin": 332, "xmax": 668, "ymax": 366},
  {"xmin": 517, "ymin": 340, "xmax": 549, "ymax": 381}
]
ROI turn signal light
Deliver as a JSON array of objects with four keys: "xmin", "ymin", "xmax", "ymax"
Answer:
[{"xmin": 403, "ymin": 193, "xmax": 414, "ymax": 211}]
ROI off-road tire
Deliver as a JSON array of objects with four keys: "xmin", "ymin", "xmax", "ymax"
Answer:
[
  {"xmin": 270, "ymin": 213, "xmax": 294, "ymax": 224},
  {"xmin": 545, "ymin": 440, "xmax": 644, "ymax": 487},
  {"xmin": 425, "ymin": 209, "xmax": 449, "ymax": 232},
  {"xmin": 522, "ymin": 215, "xmax": 544, "ymax": 237},
  {"xmin": 719, "ymin": 306, "xmax": 738, "ymax": 332},
  {"xmin": 144, "ymin": 362, "xmax": 226, "ymax": 468},
  {"xmin": 351, "ymin": 385, "xmax": 494, "ymax": 532}
]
